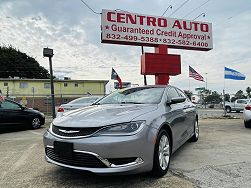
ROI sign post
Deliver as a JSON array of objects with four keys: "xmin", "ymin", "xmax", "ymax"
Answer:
[{"xmin": 101, "ymin": 9, "xmax": 213, "ymax": 85}]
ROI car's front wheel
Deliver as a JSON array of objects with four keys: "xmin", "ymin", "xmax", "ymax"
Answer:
[
  {"xmin": 226, "ymin": 106, "xmax": 231, "ymax": 113},
  {"xmin": 152, "ymin": 129, "xmax": 171, "ymax": 177},
  {"xmin": 190, "ymin": 120, "xmax": 199, "ymax": 142},
  {"xmin": 244, "ymin": 121, "xmax": 251, "ymax": 128},
  {"xmin": 31, "ymin": 117, "xmax": 41, "ymax": 129}
]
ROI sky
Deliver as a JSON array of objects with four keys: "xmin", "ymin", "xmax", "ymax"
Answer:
[{"xmin": 0, "ymin": 0, "xmax": 251, "ymax": 95}]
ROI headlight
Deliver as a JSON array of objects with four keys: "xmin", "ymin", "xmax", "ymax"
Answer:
[{"xmin": 94, "ymin": 121, "xmax": 146, "ymax": 136}]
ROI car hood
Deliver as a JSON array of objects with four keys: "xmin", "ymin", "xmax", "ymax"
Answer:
[
  {"xmin": 25, "ymin": 108, "xmax": 44, "ymax": 117},
  {"xmin": 53, "ymin": 104, "xmax": 158, "ymax": 128}
]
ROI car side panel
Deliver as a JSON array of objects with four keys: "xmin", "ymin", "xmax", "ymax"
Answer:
[{"xmin": 0, "ymin": 108, "xmax": 29, "ymax": 125}]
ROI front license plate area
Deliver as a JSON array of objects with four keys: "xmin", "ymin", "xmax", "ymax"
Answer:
[{"xmin": 54, "ymin": 141, "xmax": 73, "ymax": 157}]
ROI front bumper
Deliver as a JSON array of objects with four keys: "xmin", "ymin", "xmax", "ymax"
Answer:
[{"xmin": 43, "ymin": 126, "xmax": 157, "ymax": 174}]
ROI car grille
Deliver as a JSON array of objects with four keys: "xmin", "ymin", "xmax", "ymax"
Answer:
[
  {"xmin": 52, "ymin": 125, "xmax": 102, "ymax": 137},
  {"xmin": 45, "ymin": 147, "xmax": 107, "ymax": 168}
]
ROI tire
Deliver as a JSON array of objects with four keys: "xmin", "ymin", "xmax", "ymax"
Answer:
[
  {"xmin": 190, "ymin": 120, "xmax": 199, "ymax": 142},
  {"xmin": 152, "ymin": 129, "xmax": 171, "ymax": 177},
  {"xmin": 244, "ymin": 121, "xmax": 251, "ymax": 128},
  {"xmin": 31, "ymin": 117, "xmax": 42, "ymax": 129},
  {"xmin": 225, "ymin": 106, "xmax": 231, "ymax": 113}
]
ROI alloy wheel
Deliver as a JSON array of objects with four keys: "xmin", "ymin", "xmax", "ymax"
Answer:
[
  {"xmin": 158, "ymin": 134, "xmax": 170, "ymax": 170},
  {"xmin": 195, "ymin": 121, "xmax": 199, "ymax": 139},
  {"xmin": 32, "ymin": 118, "xmax": 41, "ymax": 129}
]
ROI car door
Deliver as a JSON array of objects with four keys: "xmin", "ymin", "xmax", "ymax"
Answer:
[
  {"xmin": 176, "ymin": 88, "xmax": 196, "ymax": 136},
  {"xmin": 0, "ymin": 100, "xmax": 27, "ymax": 126},
  {"xmin": 165, "ymin": 87, "xmax": 188, "ymax": 150}
]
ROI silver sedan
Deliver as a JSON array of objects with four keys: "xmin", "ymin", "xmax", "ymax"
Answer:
[{"xmin": 43, "ymin": 85, "xmax": 199, "ymax": 177}]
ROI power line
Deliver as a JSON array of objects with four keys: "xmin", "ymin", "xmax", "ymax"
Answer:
[
  {"xmin": 193, "ymin": 13, "xmax": 206, "ymax": 21},
  {"xmin": 169, "ymin": 0, "xmax": 191, "ymax": 17},
  {"xmin": 227, "ymin": 7, "xmax": 251, "ymax": 19},
  {"xmin": 183, "ymin": 0, "xmax": 211, "ymax": 18},
  {"xmin": 162, "ymin": 5, "xmax": 172, "ymax": 16},
  {"xmin": 80, "ymin": 0, "xmax": 101, "ymax": 15}
]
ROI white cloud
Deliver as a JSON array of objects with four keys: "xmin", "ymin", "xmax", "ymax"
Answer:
[{"xmin": 0, "ymin": 0, "xmax": 251, "ymax": 95}]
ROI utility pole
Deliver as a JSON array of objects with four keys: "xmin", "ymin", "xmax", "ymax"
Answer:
[
  {"xmin": 6, "ymin": 86, "xmax": 9, "ymax": 98},
  {"xmin": 43, "ymin": 48, "xmax": 56, "ymax": 119}
]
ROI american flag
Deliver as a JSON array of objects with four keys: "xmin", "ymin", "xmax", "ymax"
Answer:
[{"xmin": 189, "ymin": 66, "xmax": 204, "ymax": 82}]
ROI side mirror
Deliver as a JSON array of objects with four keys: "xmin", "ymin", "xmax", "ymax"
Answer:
[{"xmin": 167, "ymin": 97, "xmax": 186, "ymax": 105}]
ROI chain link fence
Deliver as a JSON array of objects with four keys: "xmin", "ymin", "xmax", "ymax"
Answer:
[{"xmin": 5, "ymin": 93, "xmax": 105, "ymax": 115}]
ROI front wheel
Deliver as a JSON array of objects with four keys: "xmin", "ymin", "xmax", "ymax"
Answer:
[
  {"xmin": 31, "ymin": 117, "xmax": 41, "ymax": 129},
  {"xmin": 226, "ymin": 106, "xmax": 231, "ymax": 113},
  {"xmin": 190, "ymin": 120, "xmax": 199, "ymax": 142},
  {"xmin": 244, "ymin": 121, "xmax": 251, "ymax": 128},
  {"xmin": 152, "ymin": 129, "xmax": 171, "ymax": 177}
]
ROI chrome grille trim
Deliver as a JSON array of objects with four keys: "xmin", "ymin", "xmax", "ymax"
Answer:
[
  {"xmin": 50, "ymin": 125, "xmax": 102, "ymax": 139},
  {"xmin": 46, "ymin": 145, "xmax": 111, "ymax": 167}
]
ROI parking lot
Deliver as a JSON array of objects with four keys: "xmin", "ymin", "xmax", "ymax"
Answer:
[{"xmin": 1, "ymin": 110, "xmax": 251, "ymax": 188}]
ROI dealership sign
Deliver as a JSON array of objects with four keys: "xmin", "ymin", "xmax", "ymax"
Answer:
[{"xmin": 101, "ymin": 9, "xmax": 213, "ymax": 51}]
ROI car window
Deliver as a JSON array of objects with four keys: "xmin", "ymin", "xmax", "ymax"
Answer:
[
  {"xmin": 167, "ymin": 87, "xmax": 180, "ymax": 100},
  {"xmin": 176, "ymin": 89, "xmax": 188, "ymax": 100},
  {"xmin": 1, "ymin": 100, "xmax": 22, "ymax": 110},
  {"xmin": 69, "ymin": 97, "xmax": 99, "ymax": 104},
  {"xmin": 237, "ymin": 99, "xmax": 247, "ymax": 104}
]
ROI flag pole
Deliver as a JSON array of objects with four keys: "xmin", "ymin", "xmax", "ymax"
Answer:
[
  {"xmin": 189, "ymin": 76, "xmax": 191, "ymax": 91},
  {"xmin": 223, "ymin": 66, "xmax": 226, "ymax": 116},
  {"xmin": 205, "ymin": 73, "xmax": 208, "ymax": 90},
  {"xmin": 188, "ymin": 65, "xmax": 190, "ymax": 91}
]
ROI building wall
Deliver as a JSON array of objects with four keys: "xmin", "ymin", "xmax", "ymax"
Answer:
[
  {"xmin": 0, "ymin": 79, "xmax": 108, "ymax": 113},
  {"xmin": 0, "ymin": 79, "xmax": 107, "ymax": 96}
]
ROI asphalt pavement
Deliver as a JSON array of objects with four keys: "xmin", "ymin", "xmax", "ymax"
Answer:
[{"xmin": 0, "ymin": 110, "xmax": 251, "ymax": 188}]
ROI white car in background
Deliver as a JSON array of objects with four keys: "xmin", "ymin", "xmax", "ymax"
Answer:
[
  {"xmin": 57, "ymin": 96, "xmax": 101, "ymax": 117},
  {"xmin": 243, "ymin": 99, "xmax": 251, "ymax": 128}
]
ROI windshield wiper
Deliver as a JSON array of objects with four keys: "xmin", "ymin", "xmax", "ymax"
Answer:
[
  {"xmin": 91, "ymin": 102, "xmax": 101, "ymax": 105},
  {"xmin": 120, "ymin": 101, "xmax": 144, "ymax": 104}
]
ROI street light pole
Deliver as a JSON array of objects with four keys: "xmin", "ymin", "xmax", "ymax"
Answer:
[
  {"xmin": 43, "ymin": 48, "xmax": 56, "ymax": 119},
  {"xmin": 49, "ymin": 56, "xmax": 56, "ymax": 119}
]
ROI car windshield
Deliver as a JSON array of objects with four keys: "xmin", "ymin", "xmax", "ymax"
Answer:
[
  {"xmin": 96, "ymin": 87, "xmax": 165, "ymax": 105},
  {"xmin": 69, "ymin": 97, "xmax": 99, "ymax": 104}
]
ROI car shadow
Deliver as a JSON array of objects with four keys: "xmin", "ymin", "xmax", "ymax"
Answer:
[
  {"xmin": 0, "ymin": 125, "xmax": 45, "ymax": 134},
  {"xmin": 42, "ymin": 167, "xmax": 167, "ymax": 187},
  {"xmin": 0, "ymin": 125, "xmax": 28, "ymax": 133}
]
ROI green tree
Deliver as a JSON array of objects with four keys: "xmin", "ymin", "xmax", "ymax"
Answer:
[
  {"xmin": 205, "ymin": 91, "xmax": 222, "ymax": 104},
  {"xmin": 246, "ymin": 87, "xmax": 251, "ymax": 97},
  {"xmin": 235, "ymin": 90, "xmax": 246, "ymax": 99},
  {"xmin": 224, "ymin": 93, "xmax": 230, "ymax": 102},
  {"xmin": 200, "ymin": 89, "xmax": 211, "ymax": 105},
  {"xmin": 231, "ymin": 96, "xmax": 236, "ymax": 102},
  {"xmin": 0, "ymin": 46, "xmax": 50, "ymax": 79}
]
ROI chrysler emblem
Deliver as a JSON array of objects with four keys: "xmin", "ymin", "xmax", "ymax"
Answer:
[{"xmin": 58, "ymin": 129, "xmax": 80, "ymax": 134}]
